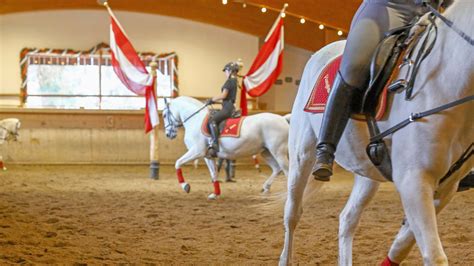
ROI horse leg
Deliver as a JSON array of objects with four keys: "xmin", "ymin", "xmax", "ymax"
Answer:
[
  {"xmin": 175, "ymin": 147, "xmax": 206, "ymax": 193},
  {"xmin": 382, "ymin": 181, "xmax": 459, "ymax": 265},
  {"xmin": 279, "ymin": 123, "xmax": 316, "ymax": 266},
  {"xmin": 394, "ymin": 172, "xmax": 448, "ymax": 265},
  {"xmin": 260, "ymin": 149, "xmax": 282, "ymax": 193},
  {"xmin": 339, "ymin": 175, "xmax": 380, "ymax": 266},
  {"xmin": 204, "ymin": 157, "xmax": 221, "ymax": 200}
]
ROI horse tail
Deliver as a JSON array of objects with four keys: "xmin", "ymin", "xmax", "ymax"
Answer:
[{"xmin": 283, "ymin": 113, "xmax": 291, "ymax": 123}]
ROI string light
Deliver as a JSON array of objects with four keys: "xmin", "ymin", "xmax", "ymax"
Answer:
[{"xmin": 229, "ymin": 1, "xmax": 346, "ymax": 36}]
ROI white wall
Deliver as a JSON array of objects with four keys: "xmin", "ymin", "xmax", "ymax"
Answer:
[
  {"xmin": 0, "ymin": 10, "xmax": 258, "ymax": 101},
  {"xmin": 0, "ymin": 10, "xmax": 314, "ymax": 112}
]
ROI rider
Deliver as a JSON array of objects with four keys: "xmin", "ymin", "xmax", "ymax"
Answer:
[
  {"xmin": 206, "ymin": 61, "xmax": 241, "ymax": 157},
  {"xmin": 312, "ymin": 0, "xmax": 452, "ymax": 181}
]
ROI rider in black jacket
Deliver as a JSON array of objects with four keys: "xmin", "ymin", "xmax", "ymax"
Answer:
[{"xmin": 206, "ymin": 61, "xmax": 240, "ymax": 158}]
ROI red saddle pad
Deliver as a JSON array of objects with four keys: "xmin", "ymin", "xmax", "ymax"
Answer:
[
  {"xmin": 201, "ymin": 114, "xmax": 246, "ymax": 138},
  {"xmin": 303, "ymin": 55, "xmax": 388, "ymax": 120}
]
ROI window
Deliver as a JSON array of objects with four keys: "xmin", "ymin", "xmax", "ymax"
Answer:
[{"xmin": 20, "ymin": 44, "xmax": 178, "ymax": 110}]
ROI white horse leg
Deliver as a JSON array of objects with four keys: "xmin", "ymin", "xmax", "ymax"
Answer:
[
  {"xmin": 175, "ymin": 147, "xmax": 205, "ymax": 193},
  {"xmin": 394, "ymin": 172, "xmax": 448, "ymax": 265},
  {"xmin": 339, "ymin": 175, "xmax": 380, "ymax": 266},
  {"xmin": 260, "ymin": 150, "xmax": 282, "ymax": 193},
  {"xmin": 204, "ymin": 158, "xmax": 221, "ymax": 200},
  {"xmin": 279, "ymin": 118, "xmax": 316, "ymax": 266},
  {"xmin": 383, "ymin": 181, "xmax": 459, "ymax": 265}
]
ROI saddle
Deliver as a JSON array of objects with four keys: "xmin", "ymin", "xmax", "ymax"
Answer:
[
  {"xmin": 208, "ymin": 109, "xmax": 241, "ymax": 132},
  {"xmin": 355, "ymin": 19, "xmax": 436, "ymax": 181},
  {"xmin": 202, "ymin": 110, "xmax": 245, "ymax": 138}
]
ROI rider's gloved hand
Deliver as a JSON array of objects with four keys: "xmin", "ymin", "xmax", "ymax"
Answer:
[{"xmin": 205, "ymin": 99, "xmax": 214, "ymax": 105}]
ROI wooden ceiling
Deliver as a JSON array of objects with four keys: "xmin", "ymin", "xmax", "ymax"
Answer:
[{"xmin": 0, "ymin": 0, "xmax": 362, "ymax": 51}]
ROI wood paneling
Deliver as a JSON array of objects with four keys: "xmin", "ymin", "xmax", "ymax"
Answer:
[{"xmin": 0, "ymin": 0, "xmax": 361, "ymax": 51}]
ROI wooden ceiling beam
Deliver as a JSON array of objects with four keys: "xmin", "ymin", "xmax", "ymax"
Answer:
[{"xmin": 0, "ymin": 0, "xmax": 361, "ymax": 51}]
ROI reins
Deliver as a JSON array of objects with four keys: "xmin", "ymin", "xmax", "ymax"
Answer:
[
  {"xmin": 427, "ymin": 4, "xmax": 474, "ymax": 46},
  {"xmin": 370, "ymin": 95, "xmax": 474, "ymax": 143},
  {"xmin": 164, "ymin": 100, "xmax": 210, "ymax": 129}
]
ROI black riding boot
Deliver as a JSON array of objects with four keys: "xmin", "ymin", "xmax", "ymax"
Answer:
[
  {"xmin": 207, "ymin": 121, "xmax": 220, "ymax": 158},
  {"xmin": 313, "ymin": 73, "xmax": 360, "ymax": 181}
]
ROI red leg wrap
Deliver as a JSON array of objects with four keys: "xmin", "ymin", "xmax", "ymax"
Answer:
[
  {"xmin": 213, "ymin": 181, "xmax": 221, "ymax": 195},
  {"xmin": 176, "ymin": 168, "xmax": 185, "ymax": 183},
  {"xmin": 381, "ymin": 256, "xmax": 399, "ymax": 266}
]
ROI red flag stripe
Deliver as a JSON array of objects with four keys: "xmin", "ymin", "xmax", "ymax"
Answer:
[
  {"xmin": 246, "ymin": 18, "xmax": 283, "ymax": 74},
  {"xmin": 245, "ymin": 53, "xmax": 283, "ymax": 97},
  {"xmin": 110, "ymin": 51, "xmax": 148, "ymax": 95},
  {"xmin": 110, "ymin": 16, "xmax": 148, "ymax": 74}
]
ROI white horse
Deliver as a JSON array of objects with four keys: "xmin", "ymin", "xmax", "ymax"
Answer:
[
  {"xmin": 280, "ymin": 2, "xmax": 473, "ymax": 265},
  {"xmin": 163, "ymin": 96, "xmax": 289, "ymax": 199},
  {"xmin": 0, "ymin": 118, "xmax": 21, "ymax": 170}
]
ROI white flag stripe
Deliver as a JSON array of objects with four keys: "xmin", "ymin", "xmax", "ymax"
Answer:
[
  {"xmin": 244, "ymin": 35, "xmax": 284, "ymax": 91},
  {"xmin": 110, "ymin": 28, "xmax": 153, "ymax": 86},
  {"xmin": 147, "ymin": 94, "xmax": 159, "ymax": 126}
]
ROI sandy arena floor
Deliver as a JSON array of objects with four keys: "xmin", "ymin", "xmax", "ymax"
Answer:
[{"xmin": 0, "ymin": 164, "xmax": 472, "ymax": 265}]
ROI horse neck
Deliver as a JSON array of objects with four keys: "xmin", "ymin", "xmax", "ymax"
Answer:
[{"xmin": 172, "ymin": 100, "xmax": 207, "ymax": 129}]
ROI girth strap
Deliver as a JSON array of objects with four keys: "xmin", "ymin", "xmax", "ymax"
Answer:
[{"xmin": 439, "ymin": 143, "xmax": 473, "ymax": 186}]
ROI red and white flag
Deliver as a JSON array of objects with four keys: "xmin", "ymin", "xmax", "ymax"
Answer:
[
  {"xmin": 241, "ymin": 12, "xmax": 284, "ymax": 115},
  {"xmin": 107, "ymin": 7, "xmax": 159, "ymax": 133}
]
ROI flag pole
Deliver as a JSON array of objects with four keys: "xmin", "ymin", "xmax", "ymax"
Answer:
[
  {"xmin": 264, "ymin": 3, "xmax": 288, "ymax": 42},
  {"xmin": 149, "ymin": 61, "xmax": 160, "ymax": 180}
]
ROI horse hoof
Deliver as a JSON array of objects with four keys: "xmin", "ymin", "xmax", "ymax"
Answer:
[
  {"xmin": 207, "ymin": 193, "xmax": 219, "ymax": 200},
  {"xmin": 181, "ymin": 183, "xmax": 191, "ymax": 193},
  {"xmin": 225, "ymin": 179, "xmax": 236, "ymax": 183}
]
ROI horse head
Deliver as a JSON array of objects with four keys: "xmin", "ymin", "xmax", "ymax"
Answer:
[{"xmin": 0, "ymin": 118, "xmax": 21, "ymax": 142}]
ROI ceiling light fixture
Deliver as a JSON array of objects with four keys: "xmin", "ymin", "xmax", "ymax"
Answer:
[
  {"xmin": 281, "ymin": 12, "xmax": 286, "ymax": 18},
  {"xmin": 319, "ymin": 24, "xmax": 325, "ymax": 30},
  {"xmin": 222, "ymin": 0, "xmax": 228, "ymax": 5},
  {"xmin": 261, "ymin": 7, "xmax": 267, "ymax": 13},
  {"xmin": 337, "ymin": 30, "xmax": 343, "ymax": 36},
  {"xmin": 300, "ymin": 18, "xmax": 306, "ymax": 24}
]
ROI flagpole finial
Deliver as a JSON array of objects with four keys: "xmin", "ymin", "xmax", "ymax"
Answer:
[
  {"xmin": 97, "ymin": 0, "xmax": 108, "ymax": 7},
  {"xmin": 284, "ymin": 3, "xmax": 289, "ymax": 8}
]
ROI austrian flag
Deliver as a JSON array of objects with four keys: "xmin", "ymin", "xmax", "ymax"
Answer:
[
  {"xmin": 241, "ymin": 13, "xmax": 284, "ymax": 115},
  {"xmin": 107, "ymin": 7, "xmax": 159, "ymax": 133}
]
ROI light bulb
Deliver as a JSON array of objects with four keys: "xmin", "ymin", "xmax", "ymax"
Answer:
[
  {"xmin": 337, "ymin": 30, "xmax": 343, "ymax": 36},
  {"xmin": 261, "ymin": 7, "xmax": 267, "ymax": 13},
  {"xmin": 319, "ymin": 24, "xmax": 325, "ymax": 30},
  {"xmin": 281, "ymin": 13, "xmax": 286, "ymax": 18},
  {"xmin": 300, "ymin": 18, "xmax": 306, "ymax": 24}
]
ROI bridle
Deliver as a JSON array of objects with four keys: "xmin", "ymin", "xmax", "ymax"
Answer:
[{"xmin": 163, "ymin": 98, "xmax": 210, "ymax": 130}]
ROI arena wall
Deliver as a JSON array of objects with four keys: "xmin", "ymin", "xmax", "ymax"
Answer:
[{"xmin": 0, "ymin": 108, "xmax": 285, "ymax": 165}]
